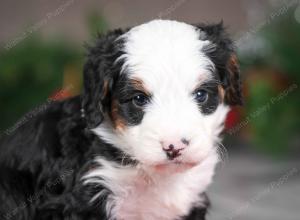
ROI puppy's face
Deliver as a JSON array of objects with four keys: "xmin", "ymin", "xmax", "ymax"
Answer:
[{"xmin": 83, "ymin": 20, "xmax": 242, "ymax": 169}]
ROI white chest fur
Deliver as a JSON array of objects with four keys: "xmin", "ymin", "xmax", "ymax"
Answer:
[{"xmin": 83, "ymin": 154, "xmax": 218, "ymax": 220}]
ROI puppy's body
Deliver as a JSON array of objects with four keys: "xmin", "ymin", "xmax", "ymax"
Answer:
[
  {"xmin": 0, "ymin": 97, "xmax": 208, "ymax": 220},
  {"xmin": 0, "ymin": 20, "xmax": 242, "ymax": 220}
]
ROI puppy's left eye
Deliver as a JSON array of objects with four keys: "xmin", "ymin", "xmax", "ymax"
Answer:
[
  {"xmin": 132, "ymin": 94, "xmax": 149, "ymax": 107},
  {"xmin": 194, "ymin": 89, "xmax": 208, "ymax": 103}
]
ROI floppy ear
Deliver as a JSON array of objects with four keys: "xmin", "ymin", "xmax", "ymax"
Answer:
[
  {"xmin": 81, "ymin": 29, "xmax": 125, "ymax": 128},
  {"xmin": 197, "ymin": 22, "xmax": 243, "ymax": 106},
  {"xmin": 224, "ymin": 53, "xmax": 243, "ymax": 105}
]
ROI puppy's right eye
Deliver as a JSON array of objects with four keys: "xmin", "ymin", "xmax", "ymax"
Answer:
[{"xmin": 132, "ymin": 94, "xmax": 149, "ymax": 107}]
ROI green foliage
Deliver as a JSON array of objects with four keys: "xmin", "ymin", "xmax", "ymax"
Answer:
[
  {"xmin": 240, "ymin": 10, "xmax": 300, "ymax": 155},
  {"xmin": 0, "ymin": 12, "xmax": 108, "ymax": 134},
  {"xmin": 246, "ymin": 79, "xmax": 299, "ymax": 155},
  {"xmin": 0, "ymin": 36, "xmax": 82, "ymax": 132},
  {"xmin": 263, "ymin": 12, "xmax": 300, "ymax": 81},
  {"xmin": 86, "ymin": 11, "xmax": 109, "ymax": 38}
]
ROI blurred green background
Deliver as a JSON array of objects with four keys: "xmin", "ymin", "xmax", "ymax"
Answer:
[
  {"xmin": 0, "ymin": 11, "xmax": 107, "ymax": 133},
  {"xmin": 237, "ymin": 10, "xmax": 300, "ymax": 155}
]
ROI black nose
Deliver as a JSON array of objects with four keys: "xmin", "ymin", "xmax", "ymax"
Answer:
[{"xmin": 163, "ymin": 144, "xmax": 183, "ymax": 160}]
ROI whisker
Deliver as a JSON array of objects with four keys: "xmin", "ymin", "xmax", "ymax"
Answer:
[{"xmin": 215, "ymin": 141, "xmax": 229, "ymax": 168}]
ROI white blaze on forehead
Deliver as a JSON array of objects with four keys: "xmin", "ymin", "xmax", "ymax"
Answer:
[{"xmin": 119, "ymin": 19, "xmax": 215, "ymax": 92}]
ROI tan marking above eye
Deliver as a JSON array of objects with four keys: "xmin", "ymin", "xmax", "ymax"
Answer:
[
  {"xmin": 130, "ymin": 77, "xmax": 151, "ymax": 96},
  {"xmin": 110, "ymin": 99, "xmax": 126, "ymax": 131}
]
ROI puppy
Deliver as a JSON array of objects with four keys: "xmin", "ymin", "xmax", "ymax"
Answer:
[{"xmin": 0, "ymin": 20, "xmax": 242, "ymax": 220}]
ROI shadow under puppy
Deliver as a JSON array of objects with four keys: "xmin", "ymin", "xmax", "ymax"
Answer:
[{"xmin": 0, "ymin": 20, "xmax": 242, "ymax": 220}]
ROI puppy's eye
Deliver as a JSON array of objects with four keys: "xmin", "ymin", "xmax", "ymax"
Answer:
[
  {"xmin": 132, "ymin": 94, "xmax": 149, "ymax": 107},
  {"xmin": 194, "ymin": 89, "xmax": 208, "ymax": 103}
]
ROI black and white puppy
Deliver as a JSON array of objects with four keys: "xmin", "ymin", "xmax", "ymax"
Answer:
[{"xmin": 0, "ymin": 20, "xmax": 242, "ymax": 220}]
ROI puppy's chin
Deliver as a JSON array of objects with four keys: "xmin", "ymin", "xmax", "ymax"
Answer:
[
  {"xmin": 139, "ymin": 158, "xmax": 202, "ymax": 175},
  {"xmin": 138, "ymin": 151, "xmax": 216, "ymax": 175},
  {"xmin": 152, "ymin": 162, "xmax": 198, "ymax": 174}
]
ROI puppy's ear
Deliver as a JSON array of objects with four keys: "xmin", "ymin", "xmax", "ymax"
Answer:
[
  {"xmin": 197, "ymin": 22, "xmax": 243, "ymax": 106},
  {"xmin": 224, "ymin": 53, "xmax": 242, "ymax": 105},
  {"xmin": 82, "ymin": 29, "xmax": 125, "ymax": 128}
]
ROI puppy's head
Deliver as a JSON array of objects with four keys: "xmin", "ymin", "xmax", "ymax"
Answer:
[{"xmin": 82, "ymin": 20, "xmax": 242, "ymax": 169}]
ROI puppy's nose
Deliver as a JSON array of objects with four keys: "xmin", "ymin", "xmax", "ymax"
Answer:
[{"xmin": 161, "ymin": 138, "xmax": 190, "ymax": 160}]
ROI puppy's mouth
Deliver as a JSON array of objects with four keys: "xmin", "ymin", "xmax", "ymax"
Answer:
[{"xmin": 151, "ymin": 161, "xmax": 198, "ymax": 173}]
